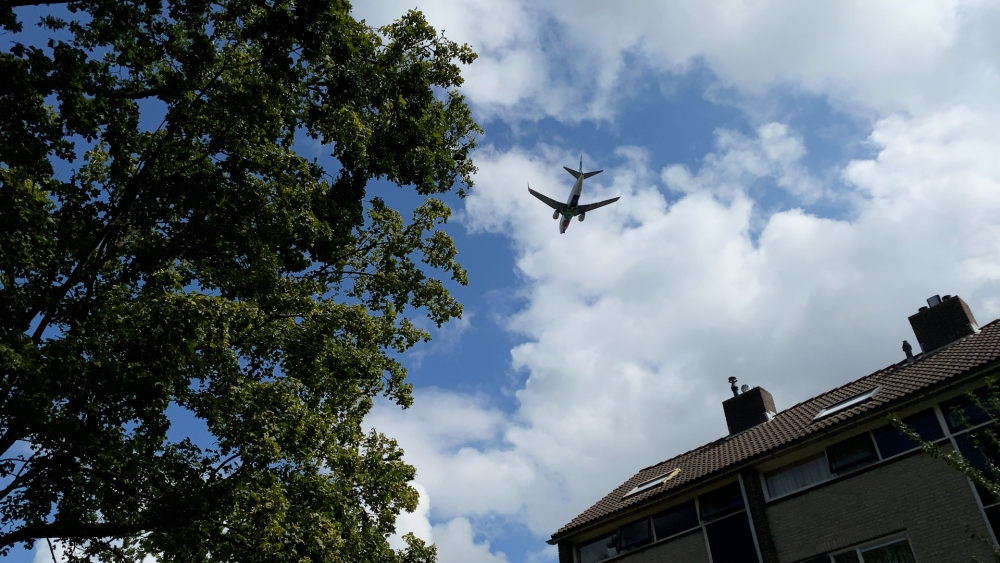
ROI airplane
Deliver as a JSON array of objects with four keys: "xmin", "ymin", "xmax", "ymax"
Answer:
[{"xmin": 528, "ymin": 159, "xmax": 620, "ymax": 233}]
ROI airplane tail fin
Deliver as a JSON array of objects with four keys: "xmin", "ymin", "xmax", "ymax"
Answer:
[{"xmin": 563, "ymin": 166, "xmax": 582, "ymax": 179}]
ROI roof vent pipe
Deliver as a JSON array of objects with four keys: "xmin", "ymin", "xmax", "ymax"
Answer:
[
  {"xmin": 902, "ymin": 340, "xmax": 914, "ymax": 364},
  {"xmin": 728, "ymin": 376, "xmax": 739, "ymax": 397}
]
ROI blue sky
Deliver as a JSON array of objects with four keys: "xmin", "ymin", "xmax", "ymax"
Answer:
[{"xmin": 13, "ymin": 1, "xmax": 1000, "ymax": 562}]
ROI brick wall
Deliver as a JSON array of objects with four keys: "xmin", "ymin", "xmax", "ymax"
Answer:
[
  {"xmin": 767, "ymin": 452, "xmax": 994, "ymax": 562},
  {"xmin": 618, "ymin": 530, "xmax": 709, "ymax": 563}
]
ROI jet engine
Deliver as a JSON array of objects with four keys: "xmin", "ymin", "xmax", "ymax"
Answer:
[
  {"xmin": 578, "ymin": 212, "xmax": 586, "ymax": 222},
  {"xmin": 553, "ymin": 210, "xmax": 560, "ymax": 220}
]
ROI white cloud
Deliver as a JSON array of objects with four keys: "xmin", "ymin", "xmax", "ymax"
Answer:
[
  {"xmin": 370, "ymin": 107, "xmax": 1000, "ymax": 552},
  {"xmin": 31, "ymin": 541, "xmax": 61, "ymax": 563},
  {"xmin": 663, "ymin": 122, "xmax": 821, "ymax": 202},
  {"xmin": 351, "ymin": 2, "xmax": 1000, "ymax": 561},
  {"xmin": 434, "ymin": 518, "xmax": 510, "ymax": 563},
  {"xmin": 385, "ymin": 480, "xmax": 512, "ymax": 563},
  {"xmin": 353, "ymin": 0, "xmax": 1000, "ymax": 121},
  {"xmin": 390, "ymin": 483, "xmax": 434, "ymax": 550}
]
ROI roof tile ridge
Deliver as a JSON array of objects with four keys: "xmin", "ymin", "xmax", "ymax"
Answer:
[
  {"xmin": 631, "ymin": 436, "xmax": 729, "ymax": 478},
  {"xmin": 764, "ymin": 317, "xmax": 1000, "ymax": 423}
]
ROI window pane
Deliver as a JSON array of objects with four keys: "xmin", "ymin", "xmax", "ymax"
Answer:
[
  {"xmin": 652, "ymin": 501, "xmax": 698, "ymax": 540},
  {"xmin": 833, "ymin": 551, "xmax": 861, "ymax": 563},
  {"xmin": 704, "ymin": 512, "xmax": 759, "ymax": 563},
  {"xmin": 954, "ymin": 427, "xmax": 1000, "ymax": 504},
  {"xmin": 764, "ymin": 453, "xmax": 831, "ymax": 498},
  {"xmin": 618, "ymin": 518, "xmax": 651, "ymax": 551},
  {"xmin": 833, "ymin": 551, "xmax": 860, "ymax": 563},
  {"xmin": 941, "ymin": 390, "xmax": 994, "ymax": 432},
  {"xmin": 827, "ymin": 433, "xmax": 878, "ymax": 474},
  {"xmin": 859, "ymin": 539, "xmax": 915, "ymax": 563},
  {"xmin": 872, "ymin": 409, "xmax": 944, "ymax": 459},
  {"xmin": 699, "ymin": 482, "xmax": 745, "ymax": 522},
  {"xmin": 984, "ymin": 505, "xmax": 1000, "ymax": 539},
  {"xmin": 579, "ymin": 532, "xmax": 619, "ymax": 563}
]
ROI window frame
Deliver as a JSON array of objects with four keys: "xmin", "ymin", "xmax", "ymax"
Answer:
[
  {"xmin": 827, "ymin": 534, "xmax": 916, "ymax": 563},
  {"xmin": 574, "ymin": 480, "xmax": 761, "ymax": 563},
  {"xmin": 813, "ymin": 387, "xmax": 881, "ymax": 421},
  {"xmin": 623, "ymin": 468, "xmax": 681, "ymax": 498},
  {"xmin": 763, "ymin": 406, "xmax": 953, "ymax": 502}
]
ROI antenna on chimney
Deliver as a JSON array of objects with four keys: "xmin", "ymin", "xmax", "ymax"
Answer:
[
  {"xmin": 902, "ymin": 340, "xmax": 914, "ymax": 364},
  {"xmin": 728, "ymin": 376, "xmax": 739, "ymax": 397}
]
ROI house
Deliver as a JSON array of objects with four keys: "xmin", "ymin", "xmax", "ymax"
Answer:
[{"xmin": 548, "ymin": 295, "xmax": 1000, "ymax": 562}]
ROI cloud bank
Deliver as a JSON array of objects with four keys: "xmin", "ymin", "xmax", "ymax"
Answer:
[{"xmin": 349, "ymin": 1, "xmax": 1000, "ymax": 562}]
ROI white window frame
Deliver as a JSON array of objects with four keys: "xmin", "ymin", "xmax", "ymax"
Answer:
[{"xmin": 623, "ymin": 468, "xmax": 680, "ymax": 498}]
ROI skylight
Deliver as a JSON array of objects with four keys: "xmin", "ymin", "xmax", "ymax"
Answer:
[
  {"xmin": 813, "ymin": 387, "xmax": 881, "ymax": 421},
  {"xmin": 624, "ymin": 468, "xmax": 681, "ymax": 497}
]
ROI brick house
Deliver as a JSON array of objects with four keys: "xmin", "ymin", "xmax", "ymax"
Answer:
[{"xmin": 548, "ymin": 295, "xmax": 1000, "ymax": 563}]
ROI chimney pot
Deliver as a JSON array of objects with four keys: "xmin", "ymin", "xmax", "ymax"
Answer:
[
  {"xmin": 728, "ymin": 376, "xmax": 739, "ymax": 397},
  {"xmin": 927, "ymin": 295, "xmax": 942, "ymax": 307},
  {"xmin": 908, "ymin": 294, "xmax": 978, "ymax": 354},
  {"xmin": 723, "ymin": 387, "xmax": 776, "ymax": 435}
]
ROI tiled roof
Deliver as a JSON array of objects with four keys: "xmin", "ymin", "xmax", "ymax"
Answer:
[{"xmin": 551, "ymin": 319, "xmax": 1000, "ymax": 540}]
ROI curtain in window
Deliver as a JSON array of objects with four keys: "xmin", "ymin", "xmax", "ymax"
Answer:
[
  {"xmin": 860, "ymin": 541, "xmax": 916, "ymax": 563},
  {"xmin": 764, "ymin": 453, "xmax": 831, "ymax": 498}
]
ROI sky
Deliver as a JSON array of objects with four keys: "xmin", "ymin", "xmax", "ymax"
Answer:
[{"xmin": 13, "ymin": 0, "xmax": 1000, "ymax": 562}]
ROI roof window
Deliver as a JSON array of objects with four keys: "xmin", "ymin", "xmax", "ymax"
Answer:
[
  {"xmin": 623, "ymin": 468, "xmax": 680, "ymax": 497},
  {"xmin": 813, "ymin": 387, "xmax": 880, "ymax": 421}
]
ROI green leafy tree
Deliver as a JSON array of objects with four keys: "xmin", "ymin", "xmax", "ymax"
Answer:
[{"xmin": 0, "ymin": 0, "xmax": 480, "ymax": 560}]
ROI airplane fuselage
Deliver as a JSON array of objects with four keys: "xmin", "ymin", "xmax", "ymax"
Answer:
[{"xmin": 559, "ymin": 176, "xmax": 585, "ymax": 233}]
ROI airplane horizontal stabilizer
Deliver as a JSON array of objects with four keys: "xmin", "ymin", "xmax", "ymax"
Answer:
[
  {"xmin": 563, "ymin": 166, "xmax": 582, "ymax": 179},
  {"xmin": 577, "ymin": 196, "xmax": 620, "ymax": 213},
  {"xmin": 582, "ymin": 170, "xmax": 603, "ymax": 179},
  {"xmin": 528, "ymin": 186, "xmax": 566, "ymax": 212}
]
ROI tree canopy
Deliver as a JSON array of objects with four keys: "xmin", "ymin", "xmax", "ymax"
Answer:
[{"xmin": 0, "ymin": 0, "xmax": 479, "ymax": 560}]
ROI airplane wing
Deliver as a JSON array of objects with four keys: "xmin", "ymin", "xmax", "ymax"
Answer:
[
  {"xmin": 528, "ymin": 187, "xmax": 567, "ymax": 211},
  {"xmin": 577, "ymin": 196, "xmax": 620, "ymax": 213}
]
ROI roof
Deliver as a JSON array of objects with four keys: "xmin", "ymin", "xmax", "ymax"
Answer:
[{"xmin": 551, "ymin": 318, "xmax": 1000, "ymax": 541}]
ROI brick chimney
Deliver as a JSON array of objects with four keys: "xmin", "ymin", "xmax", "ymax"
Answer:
[
  {"xmin": 908, "ymin": 294, "xmax": 979, "ymax": 354},
  {"xmin": 723, "ymin": 383, "xmax": 776, "ymax": 435}
]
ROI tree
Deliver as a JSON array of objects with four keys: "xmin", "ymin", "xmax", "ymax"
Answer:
[{"xmin": 0, "ymin": 0, "xmax": 480, "ymax": 560}]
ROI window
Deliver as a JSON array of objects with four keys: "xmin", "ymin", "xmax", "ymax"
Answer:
[
  {"xmin": 764, "ymin": 452, "xmax": 831, "ymax": 498},
  {"xmin": 872, "ymin": 409, "xmax": 944, "ymax": 459},
  {"xmin": 578, "ymin": 484, "xmax": 761, "ymax": 563},
  {"xmin": 579, "ymin": 532, "xmax": 619, "ymax": 563},
  {"xmin": 827, "ymin": 433, "xmax": 878, "ymax": 474},
  {"xmin": 814, "ymin": 387, "xmax": 880, "ymax": 420},
  {"xmin": 953, "ymin": 425, "xmax": 1000, "ymax": 504},
  {"xmin": 831, "ymin": 538, "xmax": 915, "ymax": 563},
  {"xmin": 624, "ymin": 468, "xmax": 680, "ymax": 497},
  {"xmin": 698, "ymin": 481, "xmax": 745, "ymax": 522},
  {"xmin": 651, "ymin": 500, "xmax": 698, "ymax": 540},
  {"xmin": 940, "ymin": 389, "xmax": 996, "ymax": 432},
  {"xmin": 617, "ymin": 518, "xmax": 651, "ymax": 552},
  {"xmin": 704, "ymin": 511, "xmax": 759, "ymax": 563}
]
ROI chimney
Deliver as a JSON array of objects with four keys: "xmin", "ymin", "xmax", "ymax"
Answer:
[
  {"xmin": 907, "ymin": 294, "xmax": 979, "ymax": 354},
  {"xmin": 722, "ymin": 380, "xmax": 776, "ymax": 435}
]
